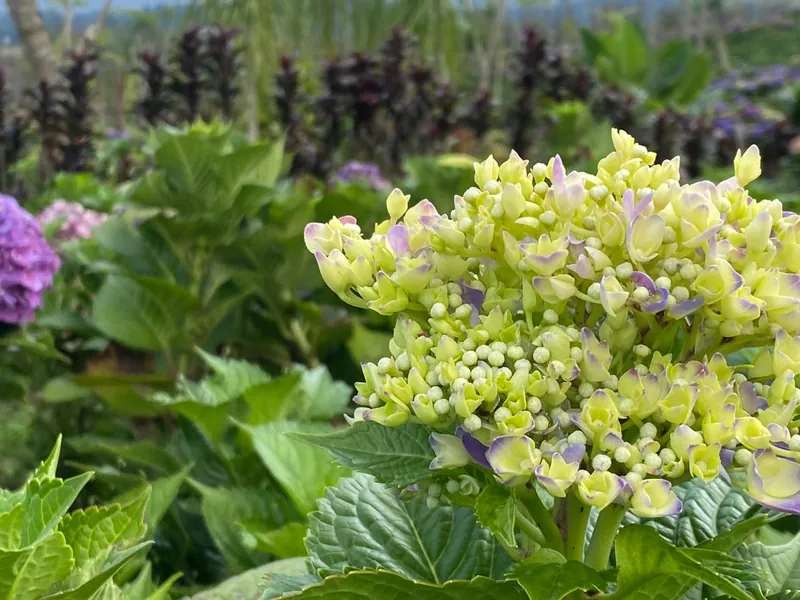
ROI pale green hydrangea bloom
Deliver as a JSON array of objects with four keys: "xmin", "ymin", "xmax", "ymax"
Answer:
[{"xmin": 305, "ymin": 129, "xmax": 800, "ymax": 517}]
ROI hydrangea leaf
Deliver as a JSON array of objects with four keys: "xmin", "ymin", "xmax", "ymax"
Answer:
[
  {"xmin": 474, "ymin": 484, "xmax": 517, "ymax": 547},
  {"xmin": 41, "ymin": 541, "xmax": 152, "ymax": 600},
  {"xmin": 92, "ymin": 276, "xmax": 177, "ymax": 352},
  {"xmin": 258, "ymin": 571, "xmax": 526, "ymax": 600},
  {"xmin": 306, "ymin": 473, "xmax": 512, "ymax": 583},
  {"xmin": 292, "ymin": 366, "xmax": 352, "ymax": 421},
  {"xmin": 0, "ymin": 533, "xmax": 74, "ymax": 600},
  {"xmin": 508, "ymin": 548, "xmax": 608, "ymax": 600},
  {"xmin": 241, "ymin": 521, "xmax": 307, "ymax": 559},
  {"xmin": 57, "ymin": 486, "xmax": 149, "ymax": 585},
  {"xmin": 195, "ymin": 485, "xmax": 296, "ymax": 574},
  {"xmin": 611, "ymin": 525, "xmax": 757, "ymax": 600},
  {"xmin": 31, "ymin": 435, "xmax": 63, "ymax": 481},
  {"xmin": 241, "ymin": 421, "xmax": 349, "ymax": 514},
  {"xmin": 736, "ymin": 530, "xmax": 800, "ymax": 595},
  {"xmin": 290, "ymin": 421, "xmax": 434, "ymax": 487},
  {"xmin": 67, "ymin": 437, "xmax": 183, "ymax": 475},
  {"xmin": 122, "ymin": 563, "xmax": 182, "ymax": 600},
  {"xmin": 145, "ymin": 464, "xmax": 192, "ymax": 531},
  {"xmin": 191, "ymin": 557, "xmax": 309, "ymax": 600},
  {"xmin": 0, "ymin": 473, "xmax": 93, "ymax": 551}
]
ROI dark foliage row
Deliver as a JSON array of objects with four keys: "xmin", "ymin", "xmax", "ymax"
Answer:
[
  {"xmin": 136, "ymin": 25, "xmax": 242, "ymax": 125},
  {"xmin": 272, "ymin": 26, "xmax": 643, "ymax": 177}
]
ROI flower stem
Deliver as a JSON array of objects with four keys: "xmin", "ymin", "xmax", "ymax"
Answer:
[
  {"xmin": 565, "ymin": 492, "xmax": 590, "ymax": 562},
  {"xmin": 515, "ymin": 509, "xmax": 547, "ymax": 546},
  {"xmin": 585, "ymin": 503, "xmax": 627, "ymax": 571},
  {"xmin": 519, "ymin": 488, "xmax": 564, "ymax": 554}
]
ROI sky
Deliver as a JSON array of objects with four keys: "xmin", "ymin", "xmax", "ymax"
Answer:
[{"xmin": 68, "ymin": 0, "xmax": 185, "ymax": 11}]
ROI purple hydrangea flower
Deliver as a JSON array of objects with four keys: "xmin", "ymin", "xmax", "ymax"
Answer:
[
  {"xmin": 333, "ymin": 161, "xmax": 391, "ymax": 191},
  {"xmin": 105, "ymin": 128, "xmax": 131, "ymax": 140},
  {"xmin": 0, "ymin": 195, "xmax": 60, "ymax": 324},
  {"xmin": 38, "ymin": 200, "xmax": 107, "ymax": 243}
]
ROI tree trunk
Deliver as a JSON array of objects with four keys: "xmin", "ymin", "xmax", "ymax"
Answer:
[{"xmin": 6, "ymin": 0, "xmax": 59, "ymax": 83}]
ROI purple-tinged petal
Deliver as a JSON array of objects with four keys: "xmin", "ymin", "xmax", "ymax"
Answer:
[
  {"xmin": 746, "ymin": 448, "xmax": 800, "ymax": 514},
  {"xmin": 551, "ymin": 155, "xmax": 565, "ymax": 186},
  {"xmin": 387, "ymin": 224, "xmax": 411, "ymax": 256},
  {"xmin": 721, "ymin": 448, "xmax": 735, "ymax": 467},
  {"xmin": 668, "ymin": 297, "xmax": 705, "ymax": 319},
  {"xmin": 739, "ymin": 382, "xmax": 769, "ymax": 415},
  {"xmin": 460, "ymin": 281, "xmax": 485, "ymax": 314},
  {"xmin": 631, "ymin": 271, "xmax": 656, "ymax": 293},
  {"xmin": 456, "ymin": 427, "xmax": 491, "ymax": 469},
  {"xmin": 561, "ymin": 443, "xmax": 586, "ymax": 464},
  {"xmin": 568, "ymin": 254, "xmax": 595, "ymax": 279},
  {"xmin": 631, "ymin": 479, "xmax": 683, "ymax": 518},
  {"xmin": 642, "ymin": 288, "xmax": 669, "ymax": 314}
]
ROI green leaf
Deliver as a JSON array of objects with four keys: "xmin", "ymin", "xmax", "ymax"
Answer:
[
  {"xmin": 9, "ymin": 473, "xmax": 94, "ymax": 549},
  {"xmin": 0, "ymin": 533, "xmax": 74, "ymax": 600},
  {"xmin": 243, "ymin": 421, "xmax": 349, "ymax": 514},
  {"xmin": 219, "ymin": 140, "xmax": 284, "ymax": 190},
  {"xmin": 579, "ymin": 28, "xmax": 606, "ymax": 65},
  {"xmin": 193, "ymin": 557, "xmax": 309, "ymax": 600},
  {"xmin": 41, "ymin": 542, "xmax": 152, "ymax": 600},
  {"xmin": 195, "ymin": 485, "xmax": 294, "ymax": 574},
  {"xmin": 121, "ymin": 563, "xmax": 182, "ymax": 600},
  {"xmin": 146, "ymin": 464, "xmax": 192, "ymax": 531},
  {"xmin": 32, "ymin": 435, "xmax": 63, "ymax": 481},
  {"xmin": 509, "ymin": 548, "xmax": 608, "ymax": 600},
  {"xmin": 610, "ymin": 525, "xmax": 756, "ymax": 600},
  {"xmin": 91, "ymin": 218, "xmax": 165, "ymax": 277},
  {"xmin": 38, "ymin": 378, "xmax": 93, "ymax": 403},
  {"xmin": 634, "ymin": 477, "xmax": 753, "ymax": 547},
  {"xmin": 243, "ymin": 521, "xmax": 307, "ymax": 559},
  {"xmin": 293, "ymin": 366, "xmax": 351, "ymax": 421},
  {"xmin": 244, "ymin": 372, "xmax": 304, "ymax": 424},
  {"xmin": 58, "ymin": 486, "xmax": 149, "ymax": 580},
  {"xmin": 650, "ymin": 41, "xmax": 692, "ymax": 98},
  {"xmin": 306, "ymin": 473, "xmax": 512, "ymax": 583},
  {"xmin": 150, "ymin": 350, "xmax": 270, "ymax": 440},
  {"xmin": 68, "ymin": 437, "xmax": 183, "ymax": 475},
  {"xmin": 185, "ymin": 349, "xmax": 270, "ymax": 406},
  {"xmin": 669, "ymin": 52, "xmax": 712, "ymax": 106},
  {"xmin": 613, "ymin": 19, "xmax": 648, "ymax": 82},
  {"xmin": 92, "ymin": 276, "xmax": 177, "ymax": 352},
  {"xmin": 737, "ymin": 530, "xmax": 800, "ymax": 595},
  {"xmin": 87, "ymin": 581, "xmax": 124, "ymax": 600},
  {"xmin": 258, "ymin": 570, "xmax": 526, "ymax": 600},
  {"xmin": 474, "ymin": 484, "xmax": 516, "ymax": 547},
  {"xmin": 291, "ymin": 421, "xmax": 434, "ymax": 488}
]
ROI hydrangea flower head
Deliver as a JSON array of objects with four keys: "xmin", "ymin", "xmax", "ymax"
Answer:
[
  {"xmin": 0, "ymin": 195, "xmax": 60, "ymax": 324},
  {"xmin": 333, "ymin": 161, "xmax": 391, "ymax": 192},
  {"xmin": 306, "ymin": 129, "xmax": 800, "ymax": 516},
  {"xmin": 38, "ymin": 199, "xmax": 107, "ymax": 243}
]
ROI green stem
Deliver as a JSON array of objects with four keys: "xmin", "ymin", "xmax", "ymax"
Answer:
[
  {"xmin": 565, "ymin": 492, "xmax": 590, "ymax": 562},
  {"xmin": 515, "ymin": 509, "xmax": 547, "ymax": 546},
  {"xmin": 585, "ymin": 503, "xmax": 627, "ymax": 571},
  {"xmin": 519, "ymin": 488, "xmax": 564, "ymax": 554}
]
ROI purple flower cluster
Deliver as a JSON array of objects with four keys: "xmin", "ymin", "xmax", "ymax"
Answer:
[
  {"xmin": 712, "ymin": 64, "xmax": 800, "ymax": 96},
  {"xmin": 332, "ymin": 161, "xmax": 391, "ymax": 191},
  {"xmin": 38, "ymin": 200, "xmax": 107, "ymax": 243},
  {"xmin": 0, "ymin": 195, "xmax": 60, "ymax": 324},
  {"xmin": 104, "ymin": 128, "xmax": 131, "ymax": 140}
]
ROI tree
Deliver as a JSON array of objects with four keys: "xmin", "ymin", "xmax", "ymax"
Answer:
[{"xmin": 5, "ymin": 0, "xmax": 59, "ymax": 82}]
